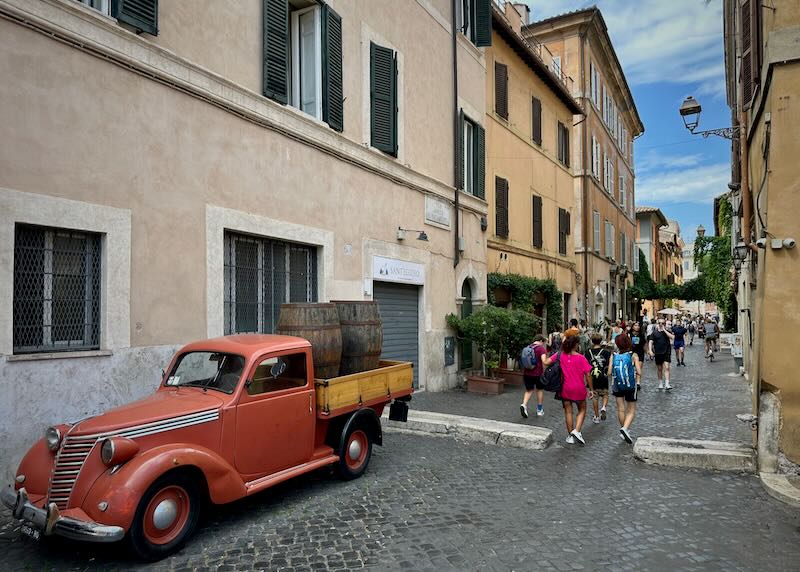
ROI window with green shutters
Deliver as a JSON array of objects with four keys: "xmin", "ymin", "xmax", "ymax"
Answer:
[
  {"xmin": 262, "ymin": 0, "xmax": 344, "ymax": 131},
  {"xmin": 532, "ymin": 195, "xmax": 543, "ymax": 248},
  {"xmin": 370, "ymin": 42, "xmax": 398, "ymax": 156},
  {"xmin": 111, "ymin": 0, "xmax": 158, "ymax": 35},
  {"xmin": 531, "ymin": 97, "xmax": 542, "ymax": 145},
  {"xmin": 458, "ymin": 111, "xmax": 485, "ymax": 199},
  {"xmin": 558, "ymin": 208, "xmax": 570, "ymax": 255},
  {"xmin": 557, "ymin": 121, "xmax": 570, "ymax": 167},
  {"xmin": 495, "ymin": 177, "xmax": 509, "ymax": 238},
  {"xmin": 456, "ymin": 0, "xmax": 492, "ymax": 47},
  {"xmin": 495, "ymin": 62, "xmax": 508, "ymax": 120}
]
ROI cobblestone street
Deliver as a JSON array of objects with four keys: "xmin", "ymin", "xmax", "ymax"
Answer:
[{"xmin": 2, "ymin": 345, "xmax": 799, "ymax": 571}]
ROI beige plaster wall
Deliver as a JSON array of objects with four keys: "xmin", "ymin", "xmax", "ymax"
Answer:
[{"xmin": 753, "ymin": 66, "xmax": 800, "ymax": 462}]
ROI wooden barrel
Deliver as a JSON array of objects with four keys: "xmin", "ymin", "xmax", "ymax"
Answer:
[
  {"xmin": 276, "ymin": 303, "xmax": 342, "ymax": 379},
  {"xmin": 332, "ymin": 301, "xmax": 383, "ymax": 375}
]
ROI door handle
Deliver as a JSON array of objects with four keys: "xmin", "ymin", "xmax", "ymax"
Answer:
[{"xmin": 309, "ymin": 393, "xmax": 313, "ymax": 414}]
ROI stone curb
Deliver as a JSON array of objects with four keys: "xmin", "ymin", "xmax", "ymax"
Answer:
[
  {"xmin": 633, "ymin": 436, "xmax": 755, "ymax": 473},
  {"xmin": 381, "ymin": 410, "xmax": 553, "ymax": 450},
  {"xmin": 759, "ymin": 472, "xmax": 800, "ymax": 507}
]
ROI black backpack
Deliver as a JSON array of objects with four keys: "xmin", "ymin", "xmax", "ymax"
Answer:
[{"xmin": 540, "ymin": 352, "xmax": 563, "ymax": 392}]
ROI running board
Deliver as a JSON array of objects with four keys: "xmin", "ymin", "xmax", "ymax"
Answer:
[{"xmin": 244, "ymin": 455, "xmax": 338, "ymax": 495}]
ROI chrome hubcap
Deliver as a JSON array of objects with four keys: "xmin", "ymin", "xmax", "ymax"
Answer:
[
  {"xmin": 348, "ymin": 439, "xmax": 362, "ymax": 461},
  {"xmin": 152, "ymin": 499, "xmax": 178, "ymax": 530}
]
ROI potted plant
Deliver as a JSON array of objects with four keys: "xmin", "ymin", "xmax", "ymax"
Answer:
[
  {"xmin": 494, "ymin": 309, "xmax": 541, "ymax": 387},
  {"xmin": 447, "ymin": 305, "xmax": 508, "ymax": 394}
]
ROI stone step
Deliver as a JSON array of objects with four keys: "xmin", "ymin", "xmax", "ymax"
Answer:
[
  {"xmin": 633, "ymin": 436, "xmax": 755, "ymax": 473},
  {"xmin": 382, "ymin": 409, "xmax": 553, "ymax": 450}
]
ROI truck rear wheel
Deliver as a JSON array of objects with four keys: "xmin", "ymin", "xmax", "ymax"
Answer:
[
  {"xmin": 127, "ymin": 471, "xmax": 201, "ymax": 561},
  {"xmin": 336, "ymin": 426, "xmax": 373, "ymax": 480}
]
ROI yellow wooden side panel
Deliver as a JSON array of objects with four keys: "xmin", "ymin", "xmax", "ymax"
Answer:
[{"xmin": 315, "ymin": 361, "xmax": 412, "ymax": 413}]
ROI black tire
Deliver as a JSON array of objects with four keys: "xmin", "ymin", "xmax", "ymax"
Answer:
[
  {"xmin": 335, "ymin": 423, "xmax": 373, "ymax": 481},
  {"xmin": 127, "ymin": 471, "xmax": 202, "ymax": 561}
]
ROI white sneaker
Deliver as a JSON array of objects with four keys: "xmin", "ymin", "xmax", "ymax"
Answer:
[
  {"xmin": 570, "ymin": 430, "xmax": 586, "ymax": 445},
  {"xmin": 620, "ymin": 427, "xmax": 633, "ymax": 444},
  {"xmin": 565, "ymin": 435, "xmax": 575, "ymax": 444},
  {"xmin": 658, "ymin": 382, "xmax": 664, "ymax": 390},
  {"xmin": 536, "ymin": 406, "xmax": 544, "ymax": 417},
  {"xmin": 592, "ymin": 416, "xmax": 600, "ymax": 424},
  {"xmin": 520, "ymin": 404, "xmax": 529, "ymax": 418},
  {"xmin": 665, "ymin": 382, "xmax": 672, "ymax": 391}
]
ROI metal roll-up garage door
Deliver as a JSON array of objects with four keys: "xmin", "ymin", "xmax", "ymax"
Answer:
[{"xmin": 374, "ymin": 282, "xmax": 420, "ymax": 388}]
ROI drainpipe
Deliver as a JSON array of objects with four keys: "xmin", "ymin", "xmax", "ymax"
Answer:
[
  {"xmin": 740, "ymin": 112, "xmax": 757, "ymax": 255},
  {"xmin": 452, "ymin": 0, "xmax": 460, "ymax": 268},
  {"xmin": 579, "ymin": 27, "xmax": 589, "ymax": 320}
]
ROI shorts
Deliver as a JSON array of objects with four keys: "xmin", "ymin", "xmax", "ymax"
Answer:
[
  {"xmin": 674, "ymin": 340, "xmax": 685, "ymax": 349},
  {"xmin": 654, "ymin": 352, "xmax": 671, "ymax": 365},
  {"xmin": 523, "ymin": 374, "xmax": 544, "ymax": 391},
  {"xmin": 591, "ymin": 388, "xmax": 609, "ymax": 398},
  {"xmin": 613, "ymin": 387, "xmax": 638, "ymax": 402}
]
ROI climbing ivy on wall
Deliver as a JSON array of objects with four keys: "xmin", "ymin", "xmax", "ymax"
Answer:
[{"xmin": 487, "ymin": 273, "xmax": 563, "ymax": 332}]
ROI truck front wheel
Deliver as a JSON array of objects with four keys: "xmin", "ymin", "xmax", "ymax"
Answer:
[
  {"xmin": 127, "ymin": 471, "xmax": 201, "ymax": 561},
  {"xmin": 336, "ymin": 426, "xmax": 373, "ymax": 480}
]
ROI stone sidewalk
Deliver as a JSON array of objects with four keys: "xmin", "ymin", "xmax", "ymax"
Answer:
[{"xmin": 411, "ymin": 343, "xmax": 753, "ymax": 447}]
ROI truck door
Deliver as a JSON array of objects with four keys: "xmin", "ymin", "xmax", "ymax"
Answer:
[{"xmin": 234, "ymin": 350, "xmax": 315, "ymax": 477}]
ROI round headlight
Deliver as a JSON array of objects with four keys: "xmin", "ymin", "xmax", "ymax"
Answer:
[
  {"xmin": 45, "ymin": 427, "xmax": 61, "ymax": 452},
  {"xmin": 100, "ymin": 438, "xmax": 115, "ymax": 465}
]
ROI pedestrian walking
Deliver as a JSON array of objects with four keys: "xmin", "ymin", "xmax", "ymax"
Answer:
[
  {"xmin": 688, "ymin": 319, "xmax": 696, "ymax": 345},
  {"xmin": 585, "ymin": 333, "xmax": 611, "ymax": 423},
  {"xmin": 629, "ymin": 321, "xmax": 646, "ymax": 381},
  {"xmin": 645, "ymin": 319, "xmax": 657, "ymax": 361},
  {"xmin": 549, "ymin": 330, "xmax": 562, "ymax": 352},
  {"xmin": 671, "ymin": 321, "xmax": 687, "ymax": 366},
  {"xmin": 554, "ymin": 334, "xmax": 594, "ymax": 445},
  {"xmin": 609, "ymin": 320, "xmax": 623, "ymax": 346},
  {"xmin": 608, "ymin": 333, "xmax": 642, "ymax": 444},
  {"xmin": 519, "ymin": 334, "xmax": 548, "ymax": 418},
  {"xmin": 648, "ymin": 319, "xmax": 675, "ymax": 390}
]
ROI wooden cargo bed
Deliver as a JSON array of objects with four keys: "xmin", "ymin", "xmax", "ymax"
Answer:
[{"xmin": 315, "ymin": 360, "xmax": 413, "ymax": 418}]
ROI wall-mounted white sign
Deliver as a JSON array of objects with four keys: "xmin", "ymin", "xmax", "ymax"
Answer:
[
  {"xmin": 372, "ymin": 256, "xmax": 425, "ymax": 285},
  {"xmin": 425, "ymin": 196, "xmax": 451, "ymax": 229}
]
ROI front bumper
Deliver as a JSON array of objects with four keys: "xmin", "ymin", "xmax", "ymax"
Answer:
[{"xmin": 1, "ymin": 486, "xmax": 124, "ymax": 542}]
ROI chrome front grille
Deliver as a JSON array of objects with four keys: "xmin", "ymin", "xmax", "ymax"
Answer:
[{"xmin": 48, "ymin": 436, "xmax": 97, "ymax": 509}]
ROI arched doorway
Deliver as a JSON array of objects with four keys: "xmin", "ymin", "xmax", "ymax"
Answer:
[{"xmin": 459, "ymin": 280, "xmax": 473, "ymax": 370}]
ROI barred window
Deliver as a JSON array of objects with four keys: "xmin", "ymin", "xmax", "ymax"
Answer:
[
  {"xmin": 224, "ymin": 232, "xmax": 318, "ymax": 335},
  {"xmin": 13, "ymin": 225, "xmax": 101, "ymax": 353}
]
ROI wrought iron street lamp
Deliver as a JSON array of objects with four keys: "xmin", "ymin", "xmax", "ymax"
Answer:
[
  {"xmin": 679, "ymin": 96, "xmax": 740, "ymax": 140},
  {"xmin": 732, "ymin": 244, "xmax": 750, "ymax": 271},
  {"xmin": 696, "ymin": 224, "xmax": 706, "ymax": 237}
]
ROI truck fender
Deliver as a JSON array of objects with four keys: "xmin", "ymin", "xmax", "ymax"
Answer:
[
  {"xmin": 82, "ymin": 443, "xmax": 246, "ymax": 530},
  {"xmin": 339, "ymin": 408, "xmax": 383, "ymax": 452}
]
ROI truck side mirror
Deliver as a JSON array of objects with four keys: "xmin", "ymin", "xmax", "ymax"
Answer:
[{"xmin": 245, "ymin": 378, "xmax": 252, "ymax": 388}]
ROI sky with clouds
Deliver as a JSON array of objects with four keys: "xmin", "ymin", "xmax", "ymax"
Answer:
[{"xmin": 525, "ymin": 0, "xmax": 731, "ymax": 240}]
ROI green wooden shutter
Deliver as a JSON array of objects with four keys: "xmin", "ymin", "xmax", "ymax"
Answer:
[
  {"xmin": 262, "ymin": 0, "xmax": 289, "ymax": 105},
  {"xmin": 111, "ymin": 0, "xmax": 158, "ymax": 35},
  {"xmin": 322, "ymin": 5, "xmax": 344, "ymax": 132},
  {"xmin": 496, "ymin": 177, "xmax": 509, "ymax": 238},
  {"xmin": 495, "ymin": 62, "xmax": 508, "ymax": 120},
  {"xmin": 475, "ymin": 124, "xmax": 485, "ymax": 199},
  {"xmin": 474, "ymin": 0, "xmax": 492, "ymax": 47},
  {"xmin": 558, "ymin": 208, "xmax": 567, "ymax": 255},
  {"xmin": 456, "ymin": 110, "xmax": 465, "ymax": 190},
  {"xmin": 370, "ymin": 42, "xmax": 397, "ymax": 156},
  {"xmin": 563, "ymin": 124, "xmax": 570, "ymax": 167},
  {"xmin": 532, "ymin": 195, "xmax": 543, "ymax": 248},
  {"xmin": 532, "ymin": 97, "xmax": 542, "ymax": 145}
]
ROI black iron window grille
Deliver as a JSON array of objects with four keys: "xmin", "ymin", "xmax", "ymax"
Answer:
[
  {"xmin": 13, "ymin": 224, "xmax": 102, "ymax": 353},
  {"xmin": 224, "ymin": 232, "xmax": 318, "ymax": 335}
]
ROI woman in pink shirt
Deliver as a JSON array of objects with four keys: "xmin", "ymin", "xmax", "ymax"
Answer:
[{"xmin": 555, "ymin": 334, "xmax": 594, "ymax": 444}]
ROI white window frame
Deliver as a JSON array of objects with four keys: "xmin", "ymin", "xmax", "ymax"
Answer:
[
  {"xmin": 633, "ymin": 246, "xmax": 640, "ymax": 271},
  {"xmin": 605, "ymin": 221, "xmax": 612, "ymax": 258},
  {"xmin": 621, "ymin": 233, "xmax": 627, "ymax": 266},
  {"xmin": 463, "ymin": 117, "xmax": 475, "ymax": 196},
  {"xmin": 591, "ymin": 136, "xmax": 599, "ymax": 178},
  {"xmin": 619, "ymin": 175, "xmax": 626, "ymax": 207},
  {"xmin": 552, "ymin": 55, "xmax": 561, "ymax": 76},
  {"xmin": 74, "ymin": 0, "xmax": 110, "ymax": 15},
  {"xmin": 291, "ymin": 4, "xmax": 323, "ymax": 120},
  {"xmin": 593, "ymin": 211, "xmax": 601, "ymax": 253},
  {"xmin": 610, "ymin": 223, "xmax": 616, "ymax": 261}
]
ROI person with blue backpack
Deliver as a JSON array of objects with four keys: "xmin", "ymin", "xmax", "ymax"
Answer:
[
  {"xmin": 608, "ymin": 333, "xmax": 642, "ymax": 444},
  {"xmin": 520, "ymin": 334, "xmax": 549, "ymax": 418}
]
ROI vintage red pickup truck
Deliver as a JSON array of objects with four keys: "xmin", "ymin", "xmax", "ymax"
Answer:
[{"xmin": 2, "ymin": 334, "xmax": 413, "ymax": 560}]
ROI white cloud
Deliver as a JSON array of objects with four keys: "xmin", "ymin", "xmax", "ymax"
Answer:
[
  {"xmin": 636, "ymin": 162, "xmax": 730, "ymax": 204},
  {"xmin": 637, "ymin": 152, "xmax": 705, "ymax": 173},
  {"xmin": 524, "ymin": 0, "xmax": 725, "ymax": 93}
]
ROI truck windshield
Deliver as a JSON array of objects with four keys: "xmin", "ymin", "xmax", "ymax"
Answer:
[{"xmin": 165, "ymin": 352, "xmax": 245, "ymax": 394}]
